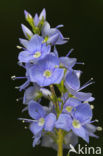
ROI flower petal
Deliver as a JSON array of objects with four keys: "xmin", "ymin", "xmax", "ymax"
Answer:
[
  {"xmin": 27, "ymin": 35, "xmax": 43, "ymax": 51},
  {"xmin": 55, "ymin": 114, "xmax": 72, "ymax": 131},
  {"xmin": 73, "ymin": 103, "xmax": 92, "ymax": 124},
  {"xmin": 64, "ymin": 98, "xmax": 81, "ymax": 107},
  {"xmin": 19, "ymin": 38, "xmax": 29, "ymax": 48},
  {"xmin": 65, "ymin": 71, "xmax": 80, "ymax": 90},
  {"xmin": 60, "ymin": 57, "xmax": 77, "ymax": 69},
  {"xmin": 30, "ymin": 122, "xmax": 43, "ymax": 135},
  {"xmin": 33, "ymin": 133, "xmax": 41, "ymax": 147},
  {"xmin": 68, "ymin": 88, "xmax": 92, "ymax": 101},
  {"xmin": 18, "ymin": 51, "xmax": 33, "ymax": 63},
  {"xmin": 28, "ymin": 100, "xmax": 45, "ymax": 119},
  {"xmin": 47, "ymin": 33, "xmax": 59, "ymax": 45},
  {"xmin": 44, "ymin": 113, "xmax": 56, "ymax": 131},
  {"xmin": 72, "ymin": 126, "xmax": 89, "ymax": 143}
]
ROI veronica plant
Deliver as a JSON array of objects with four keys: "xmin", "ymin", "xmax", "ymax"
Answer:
[{"xmin": 13, "ymin": 8, "xmax": 102, "ymax": 156}]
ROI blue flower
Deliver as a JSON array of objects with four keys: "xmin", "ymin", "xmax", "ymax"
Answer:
[
  {"xmin": 65, "ymin": 71, "xmax": 94, "ymax": 101},
  {"xmin": 55, "ymin": 114, "xmax": 72, "ymax": 131},
  {"xmin": 41, "ymin": 21, "xmax": 69, "ymax": 45},
  {"xmin": 53, "ymin": 47, "xmax": 77, "ymax": 69},
  {"xmin": 62, "ymin": 97, "xmax": 82, "ymax": 114},
  {"xmin": 23, "ymin": 83, "xmax": 51, "ymax": 104},
  {"xmin": 71, "ymin": 103, "xmax": 93, "ymax": 142},
  {"xmin": 28, "ymin": 101, "xmax": 56, "ymax": 147},
  {"xmin": 16, "ymin": 9, "xmax": 100, "ymax": 150},
  {"xmin": 28, "ymin": 54, "xmax": 64, "ymax": 86},
  {"xmin": 55, "ymin": 103, "xmax": 95, "ymax": 143},
  {"xmin": 18, "ymin": 35, "xmax": 51, "ymax": 63}
]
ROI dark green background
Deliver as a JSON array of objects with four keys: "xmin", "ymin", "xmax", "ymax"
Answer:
[{"xmin": 0, "ymin": 0, "xmax": 103, "ymax": 156}]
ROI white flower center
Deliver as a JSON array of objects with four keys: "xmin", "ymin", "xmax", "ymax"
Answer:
[
  {"xmin": 43, "ymin": 70, "xmax": 52, "ymax": 78},
  {"xmin": 72, "ymin": 119, "xmax": 81, "ymax": 128},
  {"xmin": 38, "ymin": 118, "xmax": 45, "ymax": 126},
  {"xmin": 33, "ymin": 51, "xmax": 41, "ymax": 58}
]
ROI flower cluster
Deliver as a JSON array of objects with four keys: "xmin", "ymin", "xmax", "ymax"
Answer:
[{"xmin": 13, "ymin": 9, "xmax": 102, "ymax": 154}]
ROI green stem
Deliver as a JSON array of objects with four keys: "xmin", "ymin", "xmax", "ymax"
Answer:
[
  {"xmin": 50, "ymin": 85, "xmax": 64, "ymax": 156},
  {"xmin": 57, "ymin": 129, "xmax": 63, "ymax": 156},
  {"xmin": 50, "ymin": 85, "xmax": 59, "ymax": 112},
  {"xmin": 67, "ymin": 152, "xmax": 70, "ymax": 156}
]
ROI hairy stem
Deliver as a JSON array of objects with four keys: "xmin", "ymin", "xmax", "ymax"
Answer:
[{"xmin": 57, "ymin": 129, "xmax": 63, "ymax": 156}]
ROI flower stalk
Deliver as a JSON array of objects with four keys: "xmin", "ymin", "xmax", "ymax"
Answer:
[{"xmin": 57, "ymin": 129, "xmax": 63, "ymax": 156}]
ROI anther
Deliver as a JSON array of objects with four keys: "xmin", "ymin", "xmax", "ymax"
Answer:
[
  {"xmin": 90, "ymin": 105, "xmax": 94, "ymax": 109},
  {"xmin": 76, "ymin": 62, "xmax": 85, "ymax": 65},
  {"xmin": 24, "ymin": 126, "xmax": 28, "ymax": 129},
  {"xmin": 16, "ymin": 97, "xmax": 22, "ymax": 102},
  {"xmin": 15, "ymin": 86, "xmax": 19, "ymax": 89},
  {"xmin": 95, "ymin": 119, "xmax": 99, "ymax": 123},
  {"xmin": 11, "ymin": 75, "xmax": 16, "ymax": 80},
  {"xmin": 16, "ymin": 99, "xmax": 19, "ymax": 102},
  {"xmin": 16, "ymin": 45, "xmax": 22, "ymax": 49},
  {"xmin": 97, "ymin": 127, "xmax": 102, "ymax": 131},
  {"xmin": 91, "ymin": 77, "xmax": 94, "ymax": 80}
]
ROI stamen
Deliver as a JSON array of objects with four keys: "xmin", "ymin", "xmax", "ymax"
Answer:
[
  {"xmin": 97, "ymin": 127, "xmax": 102, "ymax": 131},
  {"xmin": 89, "ymin": 119, "xmax": 99, "ymax": 124},
  {"xmin": 56, "ymin": 24, "xmax": 64, "ymax": 29},
  {"xmin": 11, "ymin": 76, "xmax": 26, "ymax": 80},
  {"xmin": 15, "ymin": 86, "xmax": 20, "ymax": 89},
  {"xmin": 16, "ymin": 45, "xmax": 23, "ymax": 49},
  {"xmin": 77, "ymin": 78, "xmax": 95, "ymax": 92},
  {"xmin": 18, "ymin": 118, "xmax": 37, "ymax": 123},
  {"xmin": 16, "ymin": 97, "xmax": 22, "ymax": 102},
  {"xmin": 11, "ymin": 76, "xmax": 16, "ymax": 80},
  {"xmin": 66, "ymin": 48, "xmax": 74, "ymax": 57},
  {"xmin": 76, "ymin": 62, "xmax": 85, "ymax": 65}
]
